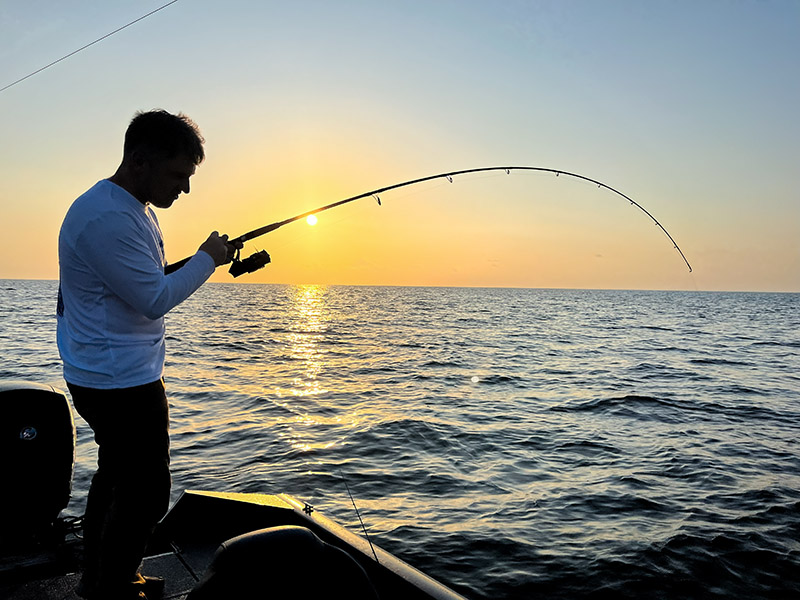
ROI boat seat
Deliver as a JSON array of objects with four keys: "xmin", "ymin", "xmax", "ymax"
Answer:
[
  {"xmin": 0, "ymin": 381, "xmax": 75, "ymax": 545},
  {"xmin": 186, "ymin": 525, "xmax": 379, "ymax": 599}
]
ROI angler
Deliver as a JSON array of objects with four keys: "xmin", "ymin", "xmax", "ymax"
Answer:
[{"xmin": 165, "ymin": 166, "xmax": 693, "ymax": 277}]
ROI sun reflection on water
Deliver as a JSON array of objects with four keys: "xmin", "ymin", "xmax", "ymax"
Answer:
[
  {"xmin": 283, "ymin": 285, "xmax": 335, "ymax": 454},
  {"xmin": 285, "ymin": 284, "xmax": 329, "ymax": 398}
]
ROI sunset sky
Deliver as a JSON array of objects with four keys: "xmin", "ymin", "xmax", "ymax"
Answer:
[{"xmin": 1, "ymin": 1, "xmax": 797, "ymax": 291}]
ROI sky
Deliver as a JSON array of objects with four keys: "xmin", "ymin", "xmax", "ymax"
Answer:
[{"xmin": 1, "ymin": 0, "xmax": 797, "ymax": 291}]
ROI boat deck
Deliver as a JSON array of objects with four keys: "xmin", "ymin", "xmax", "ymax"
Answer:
[
  {"xmin": 2, "ymin": 548, "xmax": 202, "ymax": 600},
  {"xmin": 1, "ymin": 490, "xmax": 467, "ymax": 600}
]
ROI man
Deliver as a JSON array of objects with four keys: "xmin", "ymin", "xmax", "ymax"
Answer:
[{"xmin": 57, "ymin": 109, "xmax": 240, "ymax": 600}]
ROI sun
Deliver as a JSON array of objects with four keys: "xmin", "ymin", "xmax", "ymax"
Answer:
[{"xmin": 306, "ymin": 214, "xmax": 318, "ymax": 226}]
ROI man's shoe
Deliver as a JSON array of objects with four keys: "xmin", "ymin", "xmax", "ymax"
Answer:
[
  {"xmin": 137, "ymin": 574, "xmax": 165, "ymax": 600},
  {"xmin": 74, "ymin": 582, "xmax": 147, "ymax": 600},
  {"xmin": 77, "ymin": 574, "xmax": 162, "ymax": 600}
]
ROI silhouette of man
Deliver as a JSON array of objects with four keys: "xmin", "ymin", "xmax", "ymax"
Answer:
[{"xmin": 57, "ymin": 109, "xmax": 240, "ymax": 600}]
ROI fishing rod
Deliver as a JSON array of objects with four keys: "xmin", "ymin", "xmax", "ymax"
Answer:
[{"xmin": 165, "ymin": 166, "xmax": 693, "ymax": 276}]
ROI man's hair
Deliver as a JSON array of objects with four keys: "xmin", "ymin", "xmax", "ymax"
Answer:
[{"xmin": 123, "ymin": 109, "xmax": 205, "ymax": 164}]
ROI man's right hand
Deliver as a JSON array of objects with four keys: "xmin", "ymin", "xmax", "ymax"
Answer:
[{"xmin": 199, "ymin": 231, "xmax": 241, "ymax": 267}]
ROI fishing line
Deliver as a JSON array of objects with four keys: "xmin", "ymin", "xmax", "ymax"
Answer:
[
  {"xmin": 0, "ymin": 0, "xmax": 180, "ymax": 94},
  {"xmin": 166, "ymin": 166, "xmax": 692, "ymax": 276},
  {"xmin": 339, "ymin": 469, "xmax": 380, "ymax": 564}
]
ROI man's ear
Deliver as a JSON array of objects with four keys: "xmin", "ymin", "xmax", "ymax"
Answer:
[{"xmin": 128, "ymin": 148, "xmax": 150, "ymax": 170}]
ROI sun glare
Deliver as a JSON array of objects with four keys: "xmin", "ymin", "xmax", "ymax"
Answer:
[{"xmin": 306, "ymin": 214, "xmax": 318, "ymax": 226}]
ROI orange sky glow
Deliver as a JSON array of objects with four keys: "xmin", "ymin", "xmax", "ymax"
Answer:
[{"xmin": 1, "ymin": 2, "xmax": 797, "ymax": 292}]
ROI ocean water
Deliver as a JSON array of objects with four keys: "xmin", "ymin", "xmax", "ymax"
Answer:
[{"xmin": 2, "ymin": 280, "xmax": 799, "ymax": 599}]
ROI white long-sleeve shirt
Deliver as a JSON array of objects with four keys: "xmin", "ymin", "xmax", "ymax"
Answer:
[{"xmin": 57, "ymin": 179, "xmax": 215, "ymax": 389}]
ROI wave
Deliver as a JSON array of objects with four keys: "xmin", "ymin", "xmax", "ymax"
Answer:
[{"xmin": 549, "ymin": 394, "xmax": 792, "ymax": 426}]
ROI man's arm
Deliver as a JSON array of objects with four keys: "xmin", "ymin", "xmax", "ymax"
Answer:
[{"xmin": 75, "ymin": 217, "xmax": 220, "ymax": 320}]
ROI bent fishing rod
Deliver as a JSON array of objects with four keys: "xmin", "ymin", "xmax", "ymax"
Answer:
[{"xmin": 164, "ymin": 166, "xmax": 693, "ymax": 276}]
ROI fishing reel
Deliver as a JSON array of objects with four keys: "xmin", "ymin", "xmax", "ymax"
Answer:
[{"xmin": 229, "ymin": 248, "xmax": 271, "ymax": 278}]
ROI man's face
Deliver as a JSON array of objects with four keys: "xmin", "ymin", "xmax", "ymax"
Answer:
[{"xmin": 137, "ymin": 154, "xmax": 197, "ymax": 209}]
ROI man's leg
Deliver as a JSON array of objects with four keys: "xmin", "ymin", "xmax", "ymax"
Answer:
[{"xmin": 70, "ymin": 380, "xmax": 171, "ymax": 598}]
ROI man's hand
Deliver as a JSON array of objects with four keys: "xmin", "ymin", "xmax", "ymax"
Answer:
[{"xmin": 199, "ymin": 231, "xmax": 243, "ymax": 267}]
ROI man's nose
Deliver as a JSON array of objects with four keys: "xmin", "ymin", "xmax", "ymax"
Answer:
[{"xmin": 183, "ymin": 179, "xmax": 191, "ymax": 194}]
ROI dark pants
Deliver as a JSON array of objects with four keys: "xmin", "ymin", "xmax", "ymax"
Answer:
[{"xmin": 68, "ymin": 379, "xmax": 171, "ymax": 595}]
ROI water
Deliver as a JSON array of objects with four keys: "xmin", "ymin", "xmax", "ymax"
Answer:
[{"xmin": 2, "ymin": 280, "xmax": 799, "ymax": 599}]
